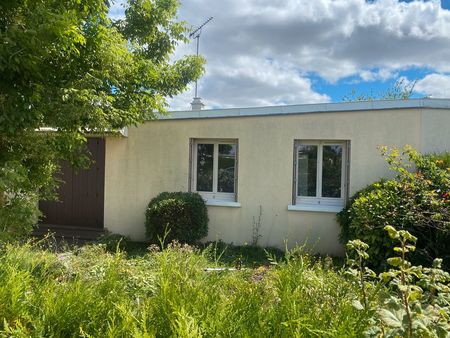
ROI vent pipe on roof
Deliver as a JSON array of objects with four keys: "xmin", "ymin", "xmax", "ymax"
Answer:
[{"xmin": 191, "ymin": 97, "xmax": 205, "ymax": 110}]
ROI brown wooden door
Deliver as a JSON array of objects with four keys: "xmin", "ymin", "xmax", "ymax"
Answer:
[{"xmin": 39, "ymin": 138, "xmax": 105, "ymax": 229}]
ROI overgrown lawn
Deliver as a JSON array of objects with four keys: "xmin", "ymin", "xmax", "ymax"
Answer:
[
  {"xmin": 0, "ymin": 240, "xmax": 367, "ymax": 337},
  {"xmin": 1, "ymin": 236, "xmax": 448, "ymax": 337}
]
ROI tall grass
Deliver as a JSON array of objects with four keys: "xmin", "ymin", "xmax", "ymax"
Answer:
[{"xmin": 0, "ymin": 241, "xmax": 370, "ymax": 337}]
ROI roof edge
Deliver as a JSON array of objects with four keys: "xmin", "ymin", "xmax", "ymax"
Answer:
[
  {"xmin": 156, "ymin": 98, "xmax": 450, "ymax": 121},
  {"xmin": 37, "ymin": 127, "xmax": 128, "ymax": 137}
]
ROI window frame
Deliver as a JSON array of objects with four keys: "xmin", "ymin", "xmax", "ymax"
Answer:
[
  {"xmin": 190, "ymin": 139, "xmax": 238, "ymax": 202},
  {"xmin": 293, "ymin": 140, "xmax": 349, "ymax": 208}
]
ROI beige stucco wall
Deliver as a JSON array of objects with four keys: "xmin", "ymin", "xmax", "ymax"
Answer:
[
  {"xmin": 104, "ymin": 108, "xmax": 449, "ymax": 255},
  {"xmin": 420, "ymin": 109, "xmax": 450, "ymax": 153}
]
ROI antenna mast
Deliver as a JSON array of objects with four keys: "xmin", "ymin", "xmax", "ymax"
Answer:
[{"xmin": 189, "ymin": 16, "xmax": 213, "ymax": 98}]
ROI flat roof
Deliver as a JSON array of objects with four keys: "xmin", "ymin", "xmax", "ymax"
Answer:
[{"xmin": 158, "ymin": 98, "xmax": 450, "ymax": 120}]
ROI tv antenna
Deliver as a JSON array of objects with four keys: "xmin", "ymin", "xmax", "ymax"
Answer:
[{"xmin": 189, "ymin": 16, "xmax": 213, "ymax": 98}]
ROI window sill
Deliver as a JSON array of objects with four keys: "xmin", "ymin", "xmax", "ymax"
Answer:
[
  {"xmin": 205, "ymin": 200, "xmax": 241, "ymax": 208},
  {"xmin": 287, "ymin": 204, "xmax": 343, "ymax": 213}
]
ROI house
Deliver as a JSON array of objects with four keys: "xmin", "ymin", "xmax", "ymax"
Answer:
[{"xmin": 39, "ymin": 98, "xmax": 450, "ymax": 255}]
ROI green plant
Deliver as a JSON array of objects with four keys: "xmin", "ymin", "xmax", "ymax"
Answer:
[
  {"xmin": 96, "ymin": 234, "xmax": 131, "ymax": 253},
  {"xmin": 145, "ymin": 192, "xmax": 208, "ymax": 244},
  {"xmin": 379, "ymin": 226, "xmax": 450, "ymax": 337},
  {"xmin": 0, "ymin": 164, "xmax": 40, "ymax": 242},
  {"xmin": 342, "ymin": 78, "xmax": 416, "ymax": 102},
  {"xmin": 338, "ymin": 180, "xmax": 384, "ymax": 246},
  {"xmin": 424, "ymin": 151, "xmax": 450, "ymax": 169},
  {"xmin": 0, "ymin": 139, "xmax": 64, "ymax": 242},
  {"xmin": 339, "ymin": 146, "xmax": 450, "ymax": 270},
  {"xmin": 251, "ymin": 205, "xmax": 263, "ymax": 246},
  {"xmin": 346, "ymin": 227, "xmax": 450, "ymax": 337},
  {"xmin": 0, "ymin": 0, "xmax": 204, "ymax": 241},
  {"xmin": 201, "ymin": 241, "xmax": 284, "ymax": 268},
  {"xmin": 0, "ymin": 238, "xmax": 369, "ymax": 337},
  {"xmin": 345, "ymin": 240, "xmax": 378, "ymax": 311}
]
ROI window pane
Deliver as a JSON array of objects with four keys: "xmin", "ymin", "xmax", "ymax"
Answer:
[
  {"xmin": 322, "ymin": 145, "xmax": 342, "ymax": 198},
  {"xmin": 196, "ymin": 144, "xmax": 213, "ymax": 192},
  {"xmin": 218, "ymin": 144, "xmax": 236, "ymax": 193},
  {"xmin": 297, "ymin": 145, "xmax": 317, "ymax": 197}
]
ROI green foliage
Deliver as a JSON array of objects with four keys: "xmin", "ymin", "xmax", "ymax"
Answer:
[
  {"xmin": 338, "ymin": 180, "xmax": 383, "ymax": 246},
  {"xmin": 342, "ymin": 78, "xmax": 416, "ymax": 102},
  {"xmin": 424, "ymin": 151, "xmax": 450, "ymax": 169},
  {"xmin": 0, "ymin": 162, "xmax": 40, "ymax": 242},
  {"xmin": 96, "ymin": 233, "xmax": 131, "ymax": 252},
  {"xmin": 345, "ymin": 240, "xmax": 378, "ymax": 311},
  {"xmin": 0, "ymin": 241, "xmax": 370, "ymax": 337},
  {"xmin": 0, "ymin": 133, "xmax": 87, "ymax": 242},
  {"xmin": 338, "ymin": 146, "xmax": 450, "ymax": 270},
  {"xmin": 145, "ymin": 192, "xmax": 208, "ymax": 244},
  {"xmin": 1, "ymin": 231, "xmax": 448, "ymax": 337},
  {"xmin": 346, "ymin": 227, "xmax": 450, "ymax": 337},
  {"xmin": 201, "ymin": 241, "xmax": 284, "ymax": 268},
  {"xmin": 0, "ymin": 0, "xmax": 204, "ymax": 240}
]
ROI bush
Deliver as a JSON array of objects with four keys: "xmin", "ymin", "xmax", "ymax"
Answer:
[
  {"xmin": 0, "ymin": 133, "xmax": 87, "ymax": 243},
  {"xmin": 424, "ymin": 151, "xmax": 450, "ymax": 168},
  {"xmin": 338, "ymin": 146, "xmax": 450, "ymax": 270},
  {"xmin": 145, "ymin": 192, "xmax": 208, "ymax": 244},
  {"xmin": 0, "ymin": 162, "xmax": 43, "ymax": 242}
]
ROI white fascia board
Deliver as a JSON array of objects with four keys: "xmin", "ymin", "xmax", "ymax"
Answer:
[
  {"xmin": 118, "ymin": 127, "xmax": 128, "ymax": 137},
  {"xmin": 36, "ymin": 127, "xmax": 128, "ymax": 137},
  {"xmin": 154, "ymin": 98, "xmax": 450, "ymax": 121}
]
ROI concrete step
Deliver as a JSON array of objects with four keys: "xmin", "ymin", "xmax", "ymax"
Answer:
[{"xmin": 33, "ymin": 224, "xmax": 105, "ymax": 241}]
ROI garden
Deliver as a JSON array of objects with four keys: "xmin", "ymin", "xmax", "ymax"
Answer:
[
  {"xmin": 1, "ymin": 1, "xmax": 450, "ymax": 336},
  {"xmin": 0, "ymin": 147, "xmax": 449, "ymax": 337},
  {"xmin": 0, "ymin": 225, "xmax": 449, "ymax": 337}
]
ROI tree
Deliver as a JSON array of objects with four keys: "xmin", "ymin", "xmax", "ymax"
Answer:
[
  {"xmin": 342, "ymin": 78, "xmax": 416, "ymax": 102},
  {"xmin": 0, "ymin": 0, "xmax": 204, "ymax": 240}
]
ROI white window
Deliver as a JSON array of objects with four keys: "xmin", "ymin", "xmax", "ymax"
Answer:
[
  {"xmin": 190, "ymin": 139, "xmax": 238, "ymax": 202},
  {"xmin": 293, "ymin": 140, "xmax": 349, "ymax": 210}
]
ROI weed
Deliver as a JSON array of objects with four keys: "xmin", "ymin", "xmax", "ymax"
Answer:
[{"xmin": 251, "ymin": 205, "xmax": 263, "ymax": 246}]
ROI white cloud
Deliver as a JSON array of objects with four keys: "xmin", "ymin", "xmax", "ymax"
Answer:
[
  {"xmin": 168, "ymin": 58, "xmax": 330, "ymax": 110},
  {"xmin": 358, "ymin": 68, "xmax": 398, "ymax": 82},
  {"xmin": 109, "ymin": 1, "xmax": 450, "ymax": 108},
  {"xmin": 415, "ymin": 73, "xmax": 450, "ymax": 98},
  {"xmin": 171, "ymin": 0, "xmax": 450, "ymax": 108}
]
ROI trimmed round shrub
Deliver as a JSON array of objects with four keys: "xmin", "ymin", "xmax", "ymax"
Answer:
[
  {"xmin": 338, "ymin": 147, "xmax": 450, "ymax": 271},
  {"xmin": 145, "ymin": 192, "xmax": 208, "ymax": 244}
]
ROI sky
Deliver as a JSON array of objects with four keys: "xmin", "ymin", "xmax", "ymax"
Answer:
[{"xmin": 109, "ymin": 0, "xmax": 450, "ymax": 110}]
